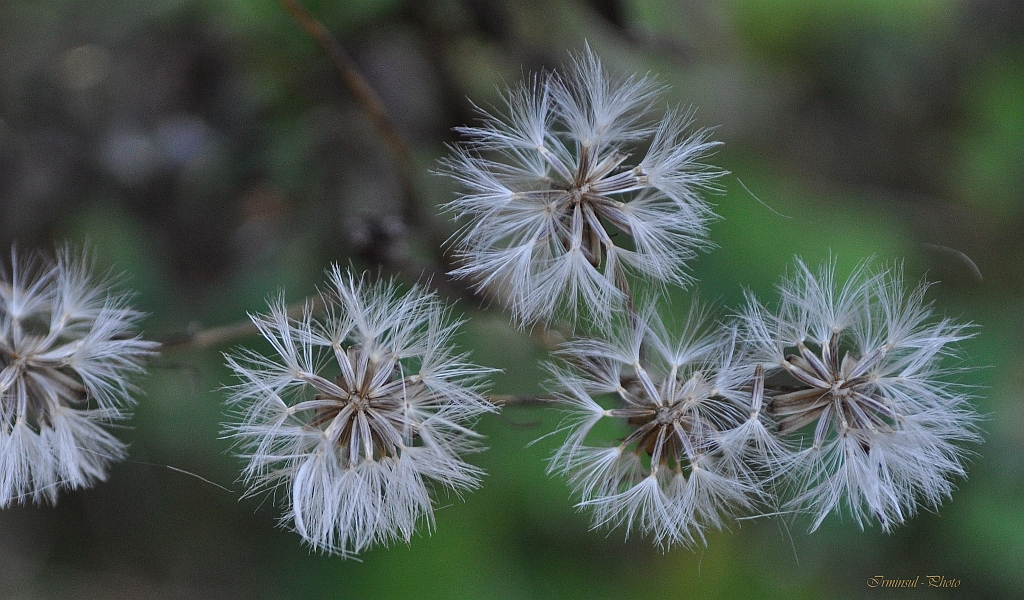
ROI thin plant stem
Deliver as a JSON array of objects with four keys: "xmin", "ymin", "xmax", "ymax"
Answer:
[
  {"xmin": 490, "ymin": 395, "xmax": 549, "ymax": 407},
  {"xmin": 159, "ymin": 295, "xmax": 325, "ymax": 352},
  {"xmin": 156, "ymin": 284, "xmax": 563, "ymax": 353}
]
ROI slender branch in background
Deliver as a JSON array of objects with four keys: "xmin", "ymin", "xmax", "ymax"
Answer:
[
  {"xmin": 278, "ymin": 0, "xmax": 415, "ymax": 190},
  {"xmin": 277, "ymin": 0, "xmax": 453, "ymax": 262},
  {"xmin": 278, "ymin": 0, "xmax": 568, "ymax": 353},
  {"xmin": 157, "ymin": 1, "xmax": 569, "ymax": 356}
]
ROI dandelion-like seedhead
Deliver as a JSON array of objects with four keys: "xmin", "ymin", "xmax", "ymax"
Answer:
[
  {"xmin": 739, "ymin": 259, "xmax": 980, "ymax": 531},
  {"xmin": 224, "ymin": 267, "xmax": 496, "ymax": 556},
  {"xmin": 546, "ymin": 307, "xmax": 763, "ymax": 547},
  {"xmin": 443, "ymin": 46, "xmax": 724, "ymax": 326},
  {"xmin": 0, "ymin": 247, "xmax": 157, "ymax": 507}
]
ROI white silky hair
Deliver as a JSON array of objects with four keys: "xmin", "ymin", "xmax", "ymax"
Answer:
[
  {"xmin": 545, "ymin": 305, "xmax": 764, "ymax": 548},
  {"xmin": 224, "ymin": 267, "xmax": 496, "ymax": 556},
  {"xmin": 0, "ymin": 246, "xmax": 157, "ymax": 507},
  {"xmin": 738, "ymin": 259, "xmax": 980, "ymax": 532},
  {"xmin": 442, "ymin": 45, "xmax": 724, "ymax": 327}
]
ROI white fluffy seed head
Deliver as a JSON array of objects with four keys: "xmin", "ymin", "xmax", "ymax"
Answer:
[
  {"xmin": 442, "ymin": 45, "xmax": 724, "ymax": 327},
  {"xmin": 0, "ymin": 246, "xmax": 158, "ymax": 507},
  {"xmin": 224, "ymin": 267, "xmax": 497, "ymax": 556},
  {"xmin": 739, "ymin": 258, "xmax": 981, "ymax": 531},
  {"xmin": 545, "ymin": 305, "xmax": 764, "ymax": 547}
]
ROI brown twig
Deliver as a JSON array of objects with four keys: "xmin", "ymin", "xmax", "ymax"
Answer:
[
  {"xmin": 154, "ymin": 263, "xmax": 563, "ymax": 355},
  {"xmin": 158, "ymin": 295, "xmax": 326, "ymax": 352},
  {"xmin": 490, "ymin": 394, "xmax": 550, "ymax": 407}
]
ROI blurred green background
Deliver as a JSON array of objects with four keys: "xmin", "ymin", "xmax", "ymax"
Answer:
[{"xmin": 1, "ymin": 0, "xmax": 1022, "ymax": 598}]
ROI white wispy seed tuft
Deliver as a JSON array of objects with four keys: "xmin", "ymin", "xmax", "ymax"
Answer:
[
  {"xmin": 739, "ymin": 259, "xmax": 981, "ymax": 531},
  {"xmin": 0, "ymin": 246, "xmax": 158, "ymax": 507},
  {"xmin": 224, "ymin": 267, "xmax": 496, "ymax": 556},
  {"xmin": 442, "ymin": 46, "xmax": 724, "ymax": 326},
  {"xmin": 546, "ymin": 306, "xmax": 763, "ymax": 547}
]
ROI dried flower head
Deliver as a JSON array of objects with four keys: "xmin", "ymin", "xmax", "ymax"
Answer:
[
  {"xmin": 0, "ymin": 247, "xmax": 157, "ymax": 507},
  {"xmin": 739, "ymin": 259, "xmax": 980, "ymax": 531},
  {"xmin": 225, "ymin": 267, "xmax": 496, "ymax": 556},
  {"xmin": 443, "ymin": 46, "xmax": 723, "ymax": 326},
  {"xmin": 546, "ymin": 306, "xmax": 762, "ymax": 547}
]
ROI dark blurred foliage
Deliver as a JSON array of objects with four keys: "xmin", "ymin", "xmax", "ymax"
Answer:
[{"xmin": 1, "ymin": 0, "xmax": 1023, "ymax": 598}]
